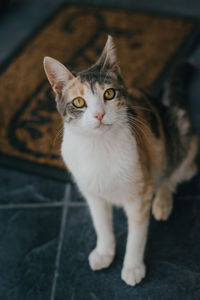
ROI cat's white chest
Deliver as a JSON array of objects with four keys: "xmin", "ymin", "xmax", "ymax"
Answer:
[{"xmin": 61, "ymin": 125, "xmax": 140, "ymax": 204}]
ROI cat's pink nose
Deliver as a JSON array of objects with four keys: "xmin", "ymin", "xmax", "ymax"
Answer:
[{"xmin": 94, "ymin": 112, "xmax": 105, "ymax": 121}]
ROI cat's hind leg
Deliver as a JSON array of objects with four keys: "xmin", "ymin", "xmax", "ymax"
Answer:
[
  {"xmin": 153, "ymin": 135, "xmax": 198, "ymax": 221},
  {"xmin": 152, "ymin": 164, "xmax": 196, "ymax": 222},
  {"xmin": 152, "ymin": 181, "xmax": 173, "ymax": 221}
]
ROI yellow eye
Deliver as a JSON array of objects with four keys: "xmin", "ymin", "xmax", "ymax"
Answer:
[
  {"xmin": 104, "ymin": 88, "xmax": 116, "ymax": 101},
  {"xmin": 72, "ymin": 97, "xmax": 86, "ymax": 108}
]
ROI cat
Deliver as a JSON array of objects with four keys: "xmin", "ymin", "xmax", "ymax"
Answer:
[{"xmin": 43, "ymin": 35, "xmax": 198, "ymax": 286}]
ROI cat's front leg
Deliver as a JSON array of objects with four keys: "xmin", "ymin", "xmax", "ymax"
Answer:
[
  {"xmin": 86, "ymin": 194, "xmax": 115, "ymax": 271},
  {"xmin": 122, "ymin": 192, "xmax": 152, "ymax": 286}
]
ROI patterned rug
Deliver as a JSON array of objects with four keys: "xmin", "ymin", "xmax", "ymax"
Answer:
[{"xmin": 0, "ymin": 4, "xmax": 199, "ymax": 181}]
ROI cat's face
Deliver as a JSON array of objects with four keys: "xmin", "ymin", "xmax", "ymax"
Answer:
[{"xmin": 44, "ymin": 36, "xmax": 127, "ymax": 134}]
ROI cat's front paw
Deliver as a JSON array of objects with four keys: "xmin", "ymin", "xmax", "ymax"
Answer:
[
  {"xmin": 121, "ymin": 264, "xmax": 146, "ymax": 286},
  {"xmin": 89, "ymin": 248, "xmax": 114, "ymax": 271}
]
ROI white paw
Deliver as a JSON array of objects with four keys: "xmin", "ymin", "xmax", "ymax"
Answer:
[
  {"xmin": 88, "ymin": 248, "xmax": 114, "ymax": 271},
  {"xmin": 121, "ymin": 264, "xmax": 146, "ymax": 286},
  {"xmin": 152, "ymin": 200, "xmax": 172, "ymax": 221}
]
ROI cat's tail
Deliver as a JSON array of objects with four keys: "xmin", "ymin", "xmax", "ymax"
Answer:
[{"xmin": 163, "ymin": 60, "xmax": 197, "ymax": 109}]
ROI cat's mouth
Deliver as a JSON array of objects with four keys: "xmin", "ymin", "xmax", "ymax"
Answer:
[
  {"xmin": 97, "ymin": 122, "xmax": 105, "ymax": 128},
  {"xmin": 95, "ymin": 122, "xmax": 112, "ymax": 131}
]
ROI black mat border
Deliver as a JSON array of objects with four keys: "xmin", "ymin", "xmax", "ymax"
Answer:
[
  {"xmin": 0, "ymin": 153, "xmax": 71, "ymax": 182},
  {"xmin": 1, "ymin": 2, "xmax": 200, "ymax": 182}
]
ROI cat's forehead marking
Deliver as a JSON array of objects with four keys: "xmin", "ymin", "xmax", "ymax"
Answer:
[
  {"xmin": 78, "ymin": 65, "xmax": 115, "ymax": 94},
  {"xmin": 67, "ymin": 77, "xmax": 89, "ymax": 99},
  {"xmin": 98, "ymin": 84, "xmax": 106, "ymax": 91}
]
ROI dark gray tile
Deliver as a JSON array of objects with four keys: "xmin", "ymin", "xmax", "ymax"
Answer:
[
  {"xmin": 0, "ymin": 207, "xmax": 62, "ymax": 300},
  {"xmin": 176, "ymin": 173, "xmax": 200, "ymax": 198},
  {"xmin": 55, "ymin": 199, "xmax": 200, "ymax": 300},
  {"xmin": 68, "ymin": 183, "xmax": 85, "ymax": 203},
  {"xmin": 0, "ymin": 167, "xmax": 66, "ymax": 204}
]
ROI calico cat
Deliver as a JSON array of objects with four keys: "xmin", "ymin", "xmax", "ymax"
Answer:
[{"xmin": 43, "ymin": 35, "xmax": 198, "ymax": 286}]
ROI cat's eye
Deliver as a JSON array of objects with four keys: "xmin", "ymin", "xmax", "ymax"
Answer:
[
  {"xmin": 104, "ymin": 88, "xmax": 116, "ymax": 101},
  {"xmin": 72, "ymin": 97, "xmax": 86, "ymax": 108}
]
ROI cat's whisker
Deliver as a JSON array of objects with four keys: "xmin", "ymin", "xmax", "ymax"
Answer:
[
  {"xmin": 132, "ymin": 122, "xmax": 150, "ymax": 141},
  {"xmin": 53, "ymin": 130, "xmax": 63, "ymax": 146},
  {"xmin": 128, "ymin": 116, "xmax": 151, "ymax": 142},
  {"xmin": 131, "ymin": 105, "xmax": 153, "ymax": 113},
  {"xmin": 127, "ymin": 112, "xmax": 150, "ymax": 130},
  {"xmin": 53, "ymin": 123, "xmax": 64, "ymax": 146},
  {"xmin": 132, "ymin": 116, "xmax": 149, "ymax": 129}
]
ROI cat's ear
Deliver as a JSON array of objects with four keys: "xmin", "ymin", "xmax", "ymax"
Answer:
[
  {"xmin": 43, "ymin": 56, "xmax": 74, "ymax": 95},
  {"xmin": 96, "ymin": 35, "xmax": 118, "ymax": 71}
]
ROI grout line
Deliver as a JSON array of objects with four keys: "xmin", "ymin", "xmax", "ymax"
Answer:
[
  {"xmin": 50, "ymin": 184, "xmax": 71, "ymax": 300},
  {"xmin": 67, "ymin": 201, "xmax": 87, "ymax": 207},
  {"xmin": 0, "ymin": 202, "xmax": 64, "ymax": 210}
]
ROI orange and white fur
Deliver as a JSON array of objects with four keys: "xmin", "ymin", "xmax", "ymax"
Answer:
[{"xmin": 43, "ymin": 36, "xmax": 198, "ymax": 286}]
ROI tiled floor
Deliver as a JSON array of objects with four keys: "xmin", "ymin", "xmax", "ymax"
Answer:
[
  {"xmin": 0, "ymin": 208, "xmax": 60, "ymax": 299},
  {"xmin": 1, "ymin": 168, "xmax": 200, "ymax": 299},
  {"xmin": 1, "ymin": 0, "xmax": 200, "ymax": 299}
]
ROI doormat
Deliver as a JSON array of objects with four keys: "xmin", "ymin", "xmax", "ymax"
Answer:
[{"xmin": 0, "ymin": 4, "xmax": 199, "ymax": 181}]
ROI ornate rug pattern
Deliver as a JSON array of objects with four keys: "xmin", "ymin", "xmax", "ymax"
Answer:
[{"xmin": 0, "ymin": 5, "xmax": 198, "ymax": 180}]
